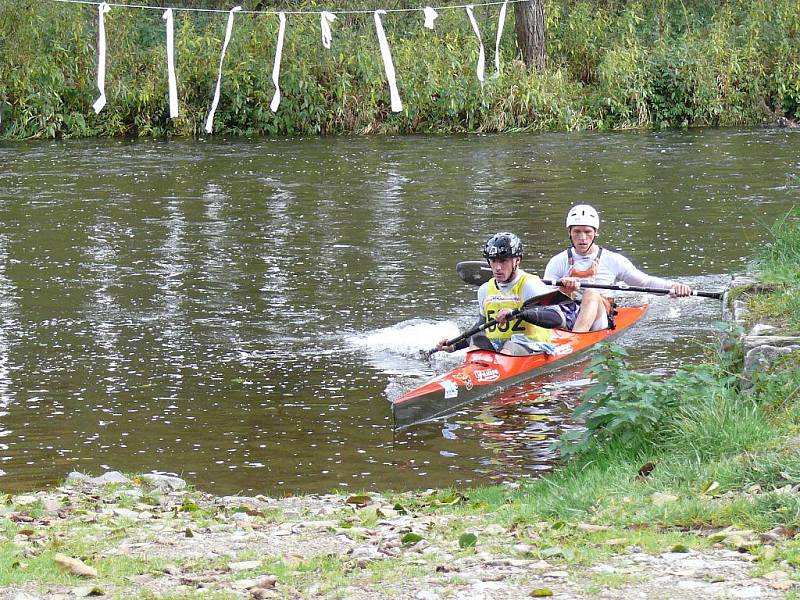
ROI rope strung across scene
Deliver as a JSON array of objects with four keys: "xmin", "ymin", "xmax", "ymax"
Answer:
[
  {"xmin": 51, "ymin": 0, "xmax": 530, "ymax": 15},
  {"xmin": 51, "ymin": 0, "xmax": 521, "ymax": 131}
]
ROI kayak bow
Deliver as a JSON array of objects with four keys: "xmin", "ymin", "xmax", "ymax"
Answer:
[{"xmin": 392, "ymin": 304, "xmax": 648, "ymax": 429}]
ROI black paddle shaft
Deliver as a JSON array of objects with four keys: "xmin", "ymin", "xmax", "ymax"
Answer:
[
  {"xmin": 540, "ymin": 279, "xmax": 723, "ymax": 299},
  {"xmin": 423, "ymin": 311, "xmax": 514, "ymax": 358},
  {"xmin": 423, "ymin": 291, "xmax": 565, "ymax": 358},
  {"xmin": 454, "ymin": 261, "xmax": 723, "ymax": 299}
]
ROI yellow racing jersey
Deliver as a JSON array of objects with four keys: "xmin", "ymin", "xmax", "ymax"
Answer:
[{"xmin": 483, "ymin": 273, "xmax": 552, "ymax": 343}]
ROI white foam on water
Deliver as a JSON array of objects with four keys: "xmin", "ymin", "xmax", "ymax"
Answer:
[
  {"xmin": 348, "ymin": 318, "xmax": 462, "ymax": 358},
  {"xmin": 345, "ymin": 318, "xmax": 470, "ymax": 385}
]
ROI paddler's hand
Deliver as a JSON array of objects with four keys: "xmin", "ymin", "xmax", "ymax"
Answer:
[
  {"xmin": 494, "ymin": 308, "xmax": 514, "ymax": 325},
  {"xmin": 670, "ymin": 283, "xmax": 693, "ymax": 297},
  {"xmin": 558, "ymin": 277, "xmax": 581, "ymax": 294},
  {"xmin": 435, "ymin": 338, "xmax": 455, "ymax": 353}
]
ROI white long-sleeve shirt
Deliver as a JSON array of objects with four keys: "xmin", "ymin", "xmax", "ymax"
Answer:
[{"xmin": 544, "ymin": 247, "xmax": 674, "ymax": 296}]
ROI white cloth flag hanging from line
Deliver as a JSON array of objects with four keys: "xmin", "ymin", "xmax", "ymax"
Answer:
[
  {"xmin": 163, "ymin": 8, "xmax": 179, "ymax": 118},
  {"xmin": 495, "ymin": 0, "xmax": 508, "ymax": 75},
  {"xmin": 270, "ymin": 12, "xmax": 286, "ymax": 112},
  {"xmin": 92, "ymin": 2, "xmax": 111, "ymax": 113},
  {"xmin": 374, "ymin": 10, "xmax": 403, "ymax": 113},
  {"xmin": 205, "ymin": 5, "xmax": 241, "ymax": 133},
  {"xmin": 320, "ymin": 11, "xmax": 336, "ymax": 48},
  {"xmin": 465, "ymin": 5, "xmax": 485, "ymax": 83},
  {"xmin": 85, "ymin": 1, "xmax": 512, "ymax": 124},
  {"xmin": 423, "ymin": 6, "xmax": 438, "ymax": 29}
]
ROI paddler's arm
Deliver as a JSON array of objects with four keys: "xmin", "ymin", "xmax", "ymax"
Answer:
[
  {"xmin": 496, "ymin": 305, "xmax": 562, "ymax": 329},
  {"xmin": 516, "ymin": 306, "xmax": 563, "ymax": 328},
  {"xmin": 435, "ymin": 316, "xmax": 484, "ymax": 353},
  {"xmin": 544, "ymin": 255, "xmax": 573, "ymax": 297}
]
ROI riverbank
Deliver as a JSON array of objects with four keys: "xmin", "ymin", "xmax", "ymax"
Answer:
[
  {"xmin": 1, "ymin": 0, "xmax": 798, "ymax": 139},
  {"xmin": 0, "ymin": 471, "xmax": 795, "ymax": 599}
]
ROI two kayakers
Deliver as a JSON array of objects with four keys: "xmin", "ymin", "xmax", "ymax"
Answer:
[
  {"xmin": 436, "ymin": 232, "xmax": 571, "ymax": 356},
  {"xmin": 544, "ymin": 204, "xmax": 694, "ymax": 332}
]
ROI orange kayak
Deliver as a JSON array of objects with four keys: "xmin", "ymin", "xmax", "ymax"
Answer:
[{"xmin": 392, "ymin": 304, "xmax": 649, "ymax": 428}]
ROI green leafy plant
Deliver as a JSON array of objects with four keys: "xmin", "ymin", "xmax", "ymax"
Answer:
[
  {"xmin": 458, "ymin": 532, "xmax": 477, "ymax": 548},
  {"xmin": 553, "ymin": 343, "xmax": 677, "ymax": 457},
  {"xmin": 553, "ymin": 342, "xmax": 736, "ymax": 459}
]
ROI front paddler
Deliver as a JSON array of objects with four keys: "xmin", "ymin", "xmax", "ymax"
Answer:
[
  {"xmin": 544, "ymin": 204, "xmax": 694, "ymax": 332},
  {"xmin": 436, "ymin": 232, "xmax": 570, "ymax": 356}
]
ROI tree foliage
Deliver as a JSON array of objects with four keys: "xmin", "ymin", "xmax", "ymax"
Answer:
[{"xmin": 0, "ymin": 0, "xmax": 798, "ymax": 139}]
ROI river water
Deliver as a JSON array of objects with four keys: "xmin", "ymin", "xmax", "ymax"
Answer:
[{"xmin": 0, "ymin": 128, "xmax": 797, "ymax": 495}]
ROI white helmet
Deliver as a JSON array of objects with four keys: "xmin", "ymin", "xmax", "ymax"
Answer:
[{"xmin": 566, "ymin": 204, "xmax": 600, "ymax": 230}]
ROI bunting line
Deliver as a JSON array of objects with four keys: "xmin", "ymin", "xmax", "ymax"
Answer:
[
  {"xmin": 320, "ymin": 11, "xmax": 336, "ymax": 48},
  {"xmin": 423, "ymin": 6, "xmax": 438, "ymax": 29},
  {"xmin": 494, "ymin": 0, "xmax": 508, "ymax": 75},
  {"xmin": 52, "ymin": 0, "xmax": 529, "ymax": 15},
  {"xmin": 46, "ymin": 0, "xmax": 517, "ymax": 130},
  {"xmin": 374, "ymin": 10, "xmax": 403, "ymax": 113},
  {"xmin": 465, "ymin": 5, "xmax": 485, "ymax": 83}
]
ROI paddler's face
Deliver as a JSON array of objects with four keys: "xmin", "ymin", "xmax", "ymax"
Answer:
[
  {"xmin": 569, "ymin": 226, "xmax": 597, "ymax": 254},
  {"xmin": 488, "ymin": 257, "xmax": 519, "ymax": 283}
]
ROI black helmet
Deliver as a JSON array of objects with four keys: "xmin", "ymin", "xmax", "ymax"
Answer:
[{"xmin": 482, "ymin": 232, "xmax": 523, "ymax": 260}]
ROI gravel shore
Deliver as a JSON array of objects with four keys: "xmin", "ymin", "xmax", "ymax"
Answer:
[{"xmin": 1, "ymin": 472, "xmax": 794, "ymax": 599}]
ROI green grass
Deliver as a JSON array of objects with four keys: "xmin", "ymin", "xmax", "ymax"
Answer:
[
  {"xmin": 661, "ymin": 389, "xmax": 776, "ymax": 463},
  {"xmin": 759, "ymin": 209, "xmax": 800, "ymax": 279},
  {"xmin": 136, "ymin": 592, "xmax": 238, "ymax": 600},
  {"xmin": 584, "ymin": 571, "xmax": 646, "ymax": 594},
  {"xmin": 747, "ymin": 208, "xmax": 800, "ymax": 331},
  {"xmin": 746, "ymin": 289, "xmax": 797, "ymax": 328},
  {"xmin": 0, "ymin": 529, "xmax": 171, "ymax": 589},
  {"xmin": 0, "ymin": 546, "xmax": 70, "ymax": 587}
]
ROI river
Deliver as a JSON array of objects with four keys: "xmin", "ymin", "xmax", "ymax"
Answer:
[{"xmin": 0, "ymin": 128, "xmax": 797, "ymax": 495}]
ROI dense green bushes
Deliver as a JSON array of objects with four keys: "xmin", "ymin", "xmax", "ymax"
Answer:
[{"xmin": 1, "ymin": 0, "xmax": 798, "ymax": 138}]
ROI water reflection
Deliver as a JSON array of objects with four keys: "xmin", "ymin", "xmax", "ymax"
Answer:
[
  {"xmin": 0, "ymin": 233, "xmax": 16, "ymax": 477},
  {"xmin": 0, "ymin": 129, "xmax": 797, "ymax": 495}
]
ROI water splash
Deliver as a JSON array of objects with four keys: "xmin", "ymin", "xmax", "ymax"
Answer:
[{"xmin": 348, "ymin": 318, "xmax": 461, "ymax": 358}]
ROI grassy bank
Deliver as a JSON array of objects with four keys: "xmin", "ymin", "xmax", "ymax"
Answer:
[
  {"xmin": 1, "ymin": 0, "xmax": 799, "ymax": 139},
  {"xmin": 744, "ymin": 209, "xmax": 800, "ymax": 332}
]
